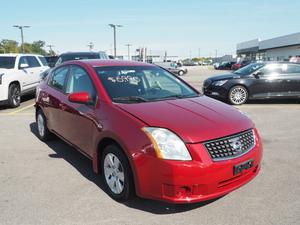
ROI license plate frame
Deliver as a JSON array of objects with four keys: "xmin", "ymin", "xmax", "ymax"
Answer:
[{"xmin": 233, "ymin": 159, "xmax": 254, "ymax": 175}]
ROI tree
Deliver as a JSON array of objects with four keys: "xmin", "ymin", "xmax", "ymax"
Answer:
[{"xmin": 0, "ymin": 39, "xmax": 19, "ymax": 53}]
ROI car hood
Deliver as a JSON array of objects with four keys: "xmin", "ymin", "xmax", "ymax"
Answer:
[
  {"xmin": 117, "ymin": 96, "xmax": 254, "ymax": 143},
  {"xmin": 208, "ymin": 73, "xmax": 241, "ymax": 81}
]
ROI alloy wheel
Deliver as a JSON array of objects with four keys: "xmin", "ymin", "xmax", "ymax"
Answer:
[
  {"xmin": 104, "ymin": 153, "xmax": 125, "ymax": 194},
  {"xmin": 229, "ymin": 86, "xmax": 248, "ymax": 105}
]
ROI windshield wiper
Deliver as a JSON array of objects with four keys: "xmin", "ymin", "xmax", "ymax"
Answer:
[
  {"xmin": 112, "ymin": 96, "xmax": 148, "ymax": 103},
  {"xmin": 153, "ymin": 94, "xmax": 198, "ymax": 101}
]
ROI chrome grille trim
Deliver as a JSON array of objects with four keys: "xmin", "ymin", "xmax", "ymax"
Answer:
[{"xmin": 203, "ymin": 129, "xmax": 256, "ymax": 161}]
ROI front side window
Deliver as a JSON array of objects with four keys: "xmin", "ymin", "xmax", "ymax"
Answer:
[
  {"xmin": 19, "ymin": 56, "xmax": 29, "ymax": 68},
  {"xmin": 0, "ymin": 56, "xmax": 16, "ymax": 69},
  {"xmin": 66, "ymin": 66, "xmax": 97, "ymax": 103},
  {"xmin": 49, "ymin": 66, "xmax": 69, "ymax": 91},
  {"xmin": 286, "ymin": 64, "xmax": 300, "ymax": 74},
  {"xmin": 234, "ymin": 63, "xmax": 265, "ymax": 75},
  {"xmin": 95, "ymin": 66, "xmax": 198, "ymax": 103}
]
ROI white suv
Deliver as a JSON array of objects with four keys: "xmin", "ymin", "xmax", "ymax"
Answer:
[{"xmin": 0, "ymin": 54, "xmax": 49, "ymax": 108}]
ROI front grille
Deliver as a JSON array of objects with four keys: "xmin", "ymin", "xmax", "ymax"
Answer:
[{"xmin": 204, "ymin": 129, "xmax": 255, "ymax": 161}]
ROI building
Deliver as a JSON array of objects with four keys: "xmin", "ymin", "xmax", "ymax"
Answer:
[{"xmin": 237, "ymin": 32, "xmax": 300, "ymax": 61}]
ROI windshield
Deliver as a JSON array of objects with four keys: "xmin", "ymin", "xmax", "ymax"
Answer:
[
  {"xmin": 0, "ymin": 56, "xmax": 16, "ymax": 69},
  {"xmin": 234, "ymin": 63, "xmax": 265, "ymax": 75},
  {"xmin": 95, "ymin": 66, "xmax": 198, "ymax": 103}
]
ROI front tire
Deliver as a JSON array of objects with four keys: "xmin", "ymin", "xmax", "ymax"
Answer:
[
  {"xmin": 101, "ymin": 144, "xmax": 134, "ymax": 202},
  {"xmin": 36, "ymin": 110, "xmax": 54, "ymax": 141},
  {"xmin": 228, "ymin": 85, "xmax": 248, "ymax": 105},
  {"xmin": 8, "ymin": 84, "xmax": 21, "ymax": 108}
]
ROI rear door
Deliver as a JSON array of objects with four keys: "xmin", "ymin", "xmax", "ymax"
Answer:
[
  {"xmin": 44, "ymin": 66, "xmax": 70, "ymax": 134},
  {"xmin": 26, "ymin": 56, "xmax": 45, "ymax": 85},
  {"xmin": 283, "ymin": 64, "xmax": 300, "ymax": 96}
]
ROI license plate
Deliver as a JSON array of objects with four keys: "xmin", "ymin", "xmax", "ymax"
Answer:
[{"xmin": 233, "ymin": 159, "xmax": 254, "ymax": 175}]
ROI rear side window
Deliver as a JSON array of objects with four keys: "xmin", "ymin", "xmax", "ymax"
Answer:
[
  {"xmin": 27, "ymin": 56, "xmax": 41, "ymax": 67},
  {"xmin": 49, "ymin": 66, "xmax": 69, "ymax": 91},
  {"xmin": 0, "ymin": 57, "xmax": 16, "ymax": 69},
  {"xmin": 286, "ymin": 64, "xmax": 300, "ymax": 74},
  {"xmin": 38, "ymin": 56, "xmax": 48, "ymax": 66}
]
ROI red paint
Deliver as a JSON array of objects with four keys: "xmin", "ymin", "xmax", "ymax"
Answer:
[
  {"xmin": 36, "ymin": 60, "xmax": 263, "ymax": 203},
  {"xmin": 68, "ymin": 92, "xmax": 90, "ymax": 104}
]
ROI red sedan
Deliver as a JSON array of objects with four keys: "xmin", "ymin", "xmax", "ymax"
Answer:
[{"xmin": 35, "ymin": 60, "xmax": 262, "ymax": 203}]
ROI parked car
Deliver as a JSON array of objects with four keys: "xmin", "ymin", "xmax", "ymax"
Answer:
[
  {"xmin": 41, "ymin": 51, "xmax": 110, "ymax": 80},
  {"xmin": 55, "ymin": 51, "xmax": 109, "ymax": 66},
  {"xmin": 231, "ymin": 60, "xmax": 251, "ymax": 70},
  {"xmin": 155, "ymin": 62, "xmax": 188, "ymax": 76},
  {"xmin": 203, "ymin": 62, "xmax": 300, "ymax": 105},
  {"xmin": 213, "ymin": 62, "xmax": 220, "ymax": 69},
  {"xmin": 0, "ymin": 54, "xmax": 49, "ymax": 107},
  {"xmin": 216, "ymin": 61, "xmax": 235, "ymax": 70},
  {"xmin": 45, "ymin": 55, "xmax": 58, "ymax": 68},
  {"xmin": 35, "ymin": 59, "xmax": 262, "ymax": 203},
  {"xmin": 289, "ymin": 56, "xmax": 300, "ymax": 63}
]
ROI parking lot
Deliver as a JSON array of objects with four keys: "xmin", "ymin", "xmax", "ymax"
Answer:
[{"xmin": 0, "ymin": 66, "xmax": 300, "ymax": 225}]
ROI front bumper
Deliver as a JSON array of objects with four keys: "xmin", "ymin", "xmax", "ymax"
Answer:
[
  {"xmin": 133, "ymin": 129, "xmax": 263, "ymax": 203},
  {"xmin": 202, "ymin": 84, "xmax": 228, "ymax": 101}
]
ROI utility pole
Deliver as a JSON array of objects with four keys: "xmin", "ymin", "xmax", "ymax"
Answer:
[
  {"xmin": 47, "ymin": 44, "xmax": 55, "ymax": 54},
  {"xmin": 87, "ymin": 42, "xmax": 94, "ymax": 51},
  {"xmin": 125, "ymin": 44, "xmax": 131, "ymax": 60},
  {"xmin": 108, "ymin": 24, "xmax": 123, "ymax": 58},
  {"xmin": 13, "ymin": 25, "xmax": 30, "ymax": 53}
]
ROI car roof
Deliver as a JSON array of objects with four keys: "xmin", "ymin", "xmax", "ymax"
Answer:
[
  {"xmin": 59, "ymin": 51, "xmax": 105, "ymax": 56},
  {"xmin": 65, "ymin": 59, "xmax": 155, "ymax": 67},
  {"xmin": 0, "ymin": 53, "xmax": 44, "ymax": 57}
]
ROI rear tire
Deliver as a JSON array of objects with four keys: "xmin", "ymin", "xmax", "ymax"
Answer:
[
  {"xmin": 178, "ymin": 70, "xmax": 184, "ymax": 76},
  {"xmin": 228, "ymin": 85, "xmax": 248, "ymax": 105},
  {"xmin": 8, "ymin": 84, "xmax": 21, "ymax": 108},
  {"xmin": 36, "ymin": 109, "xmax": 54, "ymax": 141},
  {"xmin": 101, "ymin": 144, "xmax": 135, "ymax": 202}
]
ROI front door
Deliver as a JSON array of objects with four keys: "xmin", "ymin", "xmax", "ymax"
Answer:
[
  {"xmin": 250, "ymin": 64, "xmax": 286, "ymax": 98},
  {"xmin": 59, "ymin": 65, "xmax": 99, "ymax": 157}
]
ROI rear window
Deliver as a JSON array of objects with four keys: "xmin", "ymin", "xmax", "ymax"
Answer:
[
  {"xmin": 38, "ymin": 56, "xmax": 48, "ymax": 66},
  {"xmin": 61, "ymin": 54, "xmax": 100, "ymax": 62},
  {"xmin": 0, "ymin": 56, "xmax": 16, "ymax": 69}
]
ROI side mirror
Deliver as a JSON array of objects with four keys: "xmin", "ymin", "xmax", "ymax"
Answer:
[
  {"xmin": 19, "ymin": 63, "xmax": 29, "ymax": 69},
  {"xmin": 68, "ymin": 92, "xmax": 91, "ymax": 104},
  {"xmin": 253, "ymin": 71, "xmax": 263, "ymax": 78}
]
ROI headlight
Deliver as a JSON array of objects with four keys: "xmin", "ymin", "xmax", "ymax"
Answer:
[
  {"xmin": 142, "ymin": 127, "xmax": 192, "ymax": 161},
  {"xmin": 213, "ymin": 80, "xmax": 228, "ymax": 86}
]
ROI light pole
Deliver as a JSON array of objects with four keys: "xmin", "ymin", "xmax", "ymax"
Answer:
[
  {"xmin": 87, "ymin": 42, "xmax": 94, "ymax": 51},
  {"xmin": 109, "ymin": 24, "xmax": 122, "ymax": 58},
  {"xmin": 13, "ymin": 25, "xmax": 30, "ymax": 53},
  {"xmin": 125, "ymin": 44, "xmax": 131, "ymax": 60}
]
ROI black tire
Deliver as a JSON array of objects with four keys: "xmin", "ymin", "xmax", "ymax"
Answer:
[
  {"xmin": 8, "ymin": 83, "xmax": 21, "ymax": 108},
  {"xmin": 36, "ymin": 109, "xmax": 54, "ymax": 141},
  {"xmin": 178, "ymin": 70, "xmax": 184, "ymax": 76},
  {"xmin": 101, "ymin": 144, "xmax": 135, "ymax": 202},
  {"xmin": 228, "ymin": 85, "xmax": 248, "ymax": 105}
]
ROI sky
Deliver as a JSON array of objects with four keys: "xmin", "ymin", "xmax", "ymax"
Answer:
[{"xmin": 1, "ymin": 0, "xmax": 300, "ymax": 58}]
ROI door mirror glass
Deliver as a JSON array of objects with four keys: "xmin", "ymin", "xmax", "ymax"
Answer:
[
  {"xmin": 19, "ymin": 63, "xmax": 29, "ymax": 69},
  {"xmin": 68, "ymin": 92, "xmax": 91, "ymax": 104}
]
